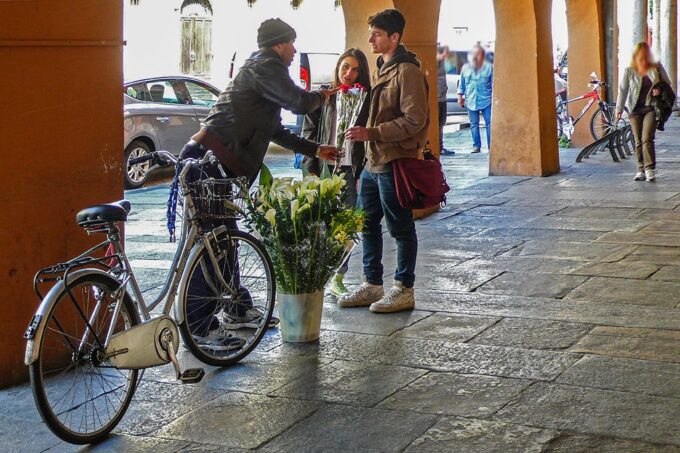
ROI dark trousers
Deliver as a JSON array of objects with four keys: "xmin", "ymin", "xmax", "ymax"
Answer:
[
  {"xmin": 179, "ymin": 141, "xmax": 250, "ymax": 335},
  {"xmin": 337, "ymin": 167, "xmax": 357, "ymax": 275},
  {"xmin": 629, "ymin": 110, "xmax": 657, "ymax": 171},
  {"xmin": 358, "ymin": 169, "xmax": 417, "ymax": 288},
  {"xmin": 438, "ymin": 101, "xmax": 447, "ymax": 150}
]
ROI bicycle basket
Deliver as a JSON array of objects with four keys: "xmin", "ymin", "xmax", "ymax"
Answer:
[{"xmin": 186, "ymin": 177, "xmax": 249, "ymax": 221}]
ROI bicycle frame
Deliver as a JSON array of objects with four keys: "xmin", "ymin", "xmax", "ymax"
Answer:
[
  {"xmin": 558, "ymin": 85, "xmax": 604, "ymax": 127},
  {"xmin": 25, "ymin": 151, "xmax": 233, "ymax": 364}
]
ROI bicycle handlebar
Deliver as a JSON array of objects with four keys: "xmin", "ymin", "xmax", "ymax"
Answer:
[{"xmin": 129, "ymin": 150, "xmax": 218, "ymax": 169}]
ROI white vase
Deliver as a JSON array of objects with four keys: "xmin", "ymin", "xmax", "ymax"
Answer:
[{"xmin": 278, "ymin": 291, "xmax": 324, "ymax": 343}]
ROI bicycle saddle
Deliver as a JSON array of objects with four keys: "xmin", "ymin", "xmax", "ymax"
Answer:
[{"xmin": 76, "ymin": 200, "xmax": 131, "ymax": 226}]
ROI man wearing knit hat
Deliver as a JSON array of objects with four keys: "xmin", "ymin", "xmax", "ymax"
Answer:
[
  {"xmin": 179, "ymin": 18, "xmax": 338, "ymax": 348},
  {"xmin": 182, "ymin": 18, "xmax": 338, "ymax": 179}
]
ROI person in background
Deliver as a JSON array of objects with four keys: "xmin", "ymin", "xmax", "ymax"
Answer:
[
  {"xmin": 179, "ymin": 18, "xmax": 338, "ymax": 350},
  {"xmin": 342, "ymin": 8, "xmax": 429, "ymax": 314},
  {"xmin": 300, "ymin": 48, "xmax": 372, "ymax": 297},
  {"xmin": 437, "ymin": 44, "xmax": 455, "ymax": 156},
  {"xmin": 617, "ymin": 42, "xmax": 674, "ymax": 182},
  {"xmin": 457, "ymin": 45, "xmax": 493, "ymax": 153}
]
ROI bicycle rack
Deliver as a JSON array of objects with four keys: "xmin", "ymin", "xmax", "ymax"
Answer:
[{"xmin": 576, "ymin": 125, "xmax": 634, "ymax": 163}]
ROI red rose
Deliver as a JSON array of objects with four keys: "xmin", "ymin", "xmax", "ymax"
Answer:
[
  {"xmin": 353, "ymin": 83, "xmax": 364, "ymax": 91},
  {"xmin": 339, "ymin": 84, "xmax": 351, "ymax": 93}
]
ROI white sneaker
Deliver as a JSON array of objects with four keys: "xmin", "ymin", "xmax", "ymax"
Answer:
[
  {"xmin": 634, "ymin": 171, "xmax": 646, "ymax": 181},
  {"xmin": 645, "ymin": 169, "xmax": 656, "ymax": 182},
  {"xmin": 370, "ymin": 281, "xmax": 415, "ymax": 313},
  {"xmin": 338, "ymin": 279, "xmax": 384, "ymax": 308}
]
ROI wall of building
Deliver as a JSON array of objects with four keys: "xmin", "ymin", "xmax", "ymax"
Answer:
[{"xmin": 0, "ymin": 0, "xmax": 124, "ymax": 387}]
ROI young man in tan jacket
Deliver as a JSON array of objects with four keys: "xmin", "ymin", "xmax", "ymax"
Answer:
[{"xmin": 341, "ymin": 8, "xmax": 429, "ymax": 313}]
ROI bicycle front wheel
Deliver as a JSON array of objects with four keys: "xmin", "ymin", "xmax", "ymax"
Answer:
[
  {"xmin": 590, "ymin": 105, "xmax": 617, "ymax": 140},
  {"xmin": 178, "ymin": 230, "xmax": 275, "ymax": 367},
  {"xmin": 29, "ymin": 273, "xmax": 140, "ymax": 444}
]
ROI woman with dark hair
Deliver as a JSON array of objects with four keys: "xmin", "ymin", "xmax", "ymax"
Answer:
[
  {"xmin": 301, "ymin": 48, "xmax": 371, "ymax": 297},
  {"xmin": 617, "ymin": 42, "xmax": 674, "ymax": 182}
]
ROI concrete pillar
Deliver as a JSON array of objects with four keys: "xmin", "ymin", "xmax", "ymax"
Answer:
[
  {"xmin": 632, "ymin": 0, "xmax": 649, "ymax": 45},
  {"xmin": 489, "ymin": 0, "xmax": 559, "ymax": 176},
  {"xmin": 653, "ymin": 0, "xmax": 662, "ymax": 57},
  {"xmin": 0, "ymin": 1, "xmax": 123, "ymax": 387},
  {"xmin": 661, "ymin": 0, "xmax": 678, "ymax": 95},
  {"xmin": 603, "ymin": 0, "xmax": 619, "ymax": 103},
  {"xmin": 567, "ymin": 0, "xmax": 608, "ymax": 146}
]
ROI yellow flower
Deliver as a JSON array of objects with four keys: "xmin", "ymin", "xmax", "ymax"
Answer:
[{"xmin": 265, "ymin": 209, "xmax": 276, "ymax": 225}]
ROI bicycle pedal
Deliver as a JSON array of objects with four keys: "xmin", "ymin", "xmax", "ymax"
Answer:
[{"xmin": 179, "ymin": 368, "xmax": 205, "ymax": 384}]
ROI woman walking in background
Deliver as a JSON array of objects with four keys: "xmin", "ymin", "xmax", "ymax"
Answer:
[
  {"xmin": 617, "ymin": 42, "xmax": 674, "ymax": 182},
  {"xmin": 301, "ymin": 48, "xmax": 371, "ymax": 297}
]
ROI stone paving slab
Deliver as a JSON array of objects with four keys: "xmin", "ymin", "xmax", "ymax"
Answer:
[
  {"xmin": 570, "ymin": 326, "xmax": 680, "ymax": 363},
  {"xmin": 377, "ymin": 372, "xmax": 532, "ymax": 417},
  {"xmin": 271, "ymin": 360, "xmax": 426, "ymax": 407},
  {"xmin": 596, "ymin": 231, "xmax": 680, "ymax": 247},
  {"xmin": 569, "ymin": 261, "xmax": 659, "ymax": 279},
  {"xmin": 468, "ymin": 318, "xmax": 592, "ymax": 350},
  {"xmin": 392, "ymin": 312, "xmax": 500, "ymax": 342},
  {"xmin": 545, "ymin": 434, "xmax": 680, "ymax": 453},
  {"xmin": 476, "ymin": 272, "xmax": 588, "ymax": 298},
  {"xmin": 557, "ymin": 355, "xmax": 680, "ymax": 398},
  {"xmin": 495, "ymin": 382, "xmax": 680, "ymax": 445},
  {"xmin": 503, "ymin": 240, "xmax": 636, "ymax": 262},
  {"xmin": 416, "ymin": 290, "xmax": 680, "ymax": 330},
  {"xmin": 521, "ymin": 216, "xmax": 649, "ymax": 232},
  {"xmin": 565, "ymin": 276, "xmax": 680, "ymax": 307},
  {"xmin": 405, "ymin": 416, "xmax": 559, "ymax": 453},
  {"xmin": 155, "ymin": 392, "xmax": 320, "ymax": 449},
  {"xmin": 259, "ymin": 404, "xmax": 437, "ymax": 452},
  {"xmin": 651, "ymin": 266, "xmax": 680, "ymax": 282}
]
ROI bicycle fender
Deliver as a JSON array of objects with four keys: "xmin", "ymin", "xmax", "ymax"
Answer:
[
  {"xmin": 174, "ymin": 225, "xmax": 228, "ymax": 324},
  {"xmin": 24, "ymin": 268, "xmax": 114, "ymax": 365}
]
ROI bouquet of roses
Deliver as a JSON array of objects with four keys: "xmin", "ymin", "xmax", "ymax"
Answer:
[{"xmin": 335, "ymin": 83, "xmax": 368, "ymax": 168}]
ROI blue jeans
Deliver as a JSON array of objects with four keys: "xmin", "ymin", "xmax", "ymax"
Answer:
[
  {"xmin": 358, "ymin": 169, "xmax": 417, "ymax": 288},
  {"xmin": 468, "ymin": 104, "xmax": 492, "ymax": 149}
]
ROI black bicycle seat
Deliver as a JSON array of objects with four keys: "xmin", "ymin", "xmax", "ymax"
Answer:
[{"xmin": 76, "ymin": 200, "xmax": 131, "ymax": 226}]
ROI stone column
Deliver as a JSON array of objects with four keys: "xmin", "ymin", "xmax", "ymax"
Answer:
[
  {"xmin": 653, "ymin": 0, "xmax": 662, "ymax": 57},
  {"xmin": 661, "ymin": 0, "xmax": 678, "ymax": 95},
  {"xmin": 567, "ymin": 0, "xmax": 607, "ymax": 146},
  {"xmin": 632, "ymin": 0, "xmax": 649, "ymax": 45},
  {"xmin": 343, "ymin": 0, "xmax": 442, "ymax": 158},
  {"xmin": 0, "ymin": 0, "xmax": 124, "ymax": 387},
  {"xmin": 489, "ymin": 0, "xmax": 559, "ymax": 176}
]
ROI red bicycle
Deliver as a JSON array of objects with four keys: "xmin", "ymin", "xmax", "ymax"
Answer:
[{"xmin": 557, "ymin": 74, "xmax": 628, "ymax": 141}]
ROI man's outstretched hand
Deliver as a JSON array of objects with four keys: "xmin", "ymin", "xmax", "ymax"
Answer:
[
  {"xmin": 318, "ymin": 144, "xmax": 339, "ymax": 162},
  {"xmin": 345, "ymin": 126, "xmax": 369, "ymax": 142}
]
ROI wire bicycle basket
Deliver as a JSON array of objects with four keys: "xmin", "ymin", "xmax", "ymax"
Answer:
[{"xmin": 186, "ymin": 177, "xmax": 249, "ymax": 222}]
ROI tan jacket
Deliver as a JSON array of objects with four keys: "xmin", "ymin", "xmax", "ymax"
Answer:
[{"xmin": 366, "ymin": 46, "xmax": 430, "ymax": 168}]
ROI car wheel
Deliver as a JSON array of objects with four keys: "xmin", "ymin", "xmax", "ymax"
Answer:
[{"xmin": 124, "ymin": 140, "xmax": 152, "ymax": 189}]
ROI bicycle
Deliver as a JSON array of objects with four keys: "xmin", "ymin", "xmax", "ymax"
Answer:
[
  {"xmin": 556, "ymin": 73, "xmax": 628, "ymax": 142},
  {"xmin": 24, "ymin": 150, "xmax": 275, "ymax": 444}
]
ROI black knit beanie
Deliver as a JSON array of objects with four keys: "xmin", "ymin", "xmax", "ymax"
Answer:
[{"xmin": 257, "ymin": 18, "xmax": 297, "ymax": 48}]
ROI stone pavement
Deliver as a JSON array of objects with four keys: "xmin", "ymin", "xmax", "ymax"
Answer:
[{"xmin": 5, "ymin": 118, "xmax": 680, "ymax": 452}]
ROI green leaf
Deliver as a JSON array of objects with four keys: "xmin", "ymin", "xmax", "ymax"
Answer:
[
  {"xmin": 259, "ymin": 163, "xmax": 273, "ymax": 188},
  {"xmin": 320, "ymin": 161, "xmax": 331, "ymax": 180}
]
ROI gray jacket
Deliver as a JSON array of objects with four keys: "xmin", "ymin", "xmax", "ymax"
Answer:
[
  {"xmin": 617, "ymin": 63, "xmax": 671, "ymax": 114},
  {"xmin": 200, "ymin": 48, "xmax": 324, "ymax": 179}
]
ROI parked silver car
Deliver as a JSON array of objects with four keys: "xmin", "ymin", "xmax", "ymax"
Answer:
[{"xmin": 124, "ymin": 76, "xmax": 220, "ymax": 188}]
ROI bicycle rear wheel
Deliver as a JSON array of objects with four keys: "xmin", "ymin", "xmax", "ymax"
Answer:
[
  {"xmin": 178, "ymin": 230, "xmax": 275, "ymax": 367},
  {"xmin": 29, "ymin": 273, "xmax": 139, "ymax": 444}
]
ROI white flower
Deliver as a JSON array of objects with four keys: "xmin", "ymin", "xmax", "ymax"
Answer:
[{"xmin": 265, "ymin": 209, "xmax": 276, "ymax": 225}]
